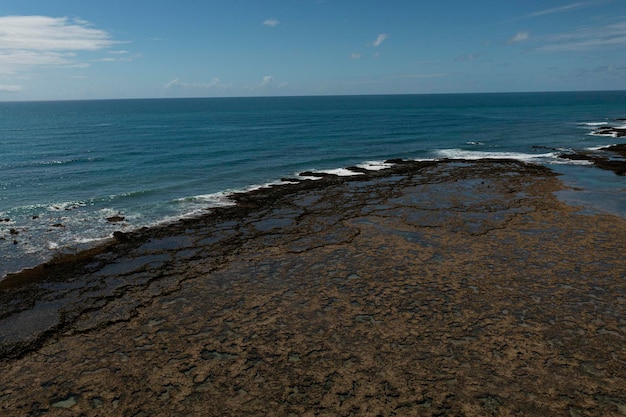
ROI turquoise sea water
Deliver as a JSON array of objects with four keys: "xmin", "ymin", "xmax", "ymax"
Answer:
[{"xmin": 1, "ymin": 92, "xmax": 625, "ymax": 277}]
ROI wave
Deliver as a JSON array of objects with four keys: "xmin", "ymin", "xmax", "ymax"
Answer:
[
  {"xmin": 314, "ymin": 168, "xmax": 365, "ymax": 177},
  {"xmin": 579, "ymin": 122, "xmax": 608, "ymax": 127},
  {"xmin": 356, "ymin": 161, "xmax": 396, "ymax": 171},
  {"xmin": 434, "ymin": 149, "xmax": 595, "ymax": 166},
  {"xmin": 435, "ymin": 149, "xmax": 556, "ymax": 162},
  {"xmin": 590, "ymin": 130, "xmax": 626, "ymax": 138},
  {"xmin": 31, "ymin": 156, "xmax": 104, "ymax": 167},
  {"xmin": 586, "ymin": 144, "xmax": 616, "ymax": 151}
]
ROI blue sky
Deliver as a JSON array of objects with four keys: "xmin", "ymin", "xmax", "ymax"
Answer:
[{"xmin": 1, "ymin": 0, "xmax": 625, "ymax": 100}]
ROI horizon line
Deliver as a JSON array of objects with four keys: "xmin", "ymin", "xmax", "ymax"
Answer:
[{"xmin": 1, "ymin": 88, "xmax": 625, "ymax": 104}]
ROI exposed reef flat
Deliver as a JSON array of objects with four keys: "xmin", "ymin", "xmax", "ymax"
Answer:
[{"xmin": 1, "ymin": 160, "xmax": 626, "ymax": 416}]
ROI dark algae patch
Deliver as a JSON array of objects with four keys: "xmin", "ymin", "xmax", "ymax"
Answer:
[{"xmin": 1, "ymin": 160, "xmax": 626, "ymax": 416}]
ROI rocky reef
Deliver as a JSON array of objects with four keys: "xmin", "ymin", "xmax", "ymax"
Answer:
[
  {"xmin": 559, "ymin": 144, "xmax": 626, "ymax": 175},
  {"xmin": 592, "ymin": 122, "xmax": 626, "ymax": 138},
  {"xmin": 1, "ymin": 160, "xmax": 626, "ymax": 416}
]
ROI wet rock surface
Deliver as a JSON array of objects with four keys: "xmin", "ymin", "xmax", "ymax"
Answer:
[
  {"xmin": 1, "ymin": 160, "xmax": 626, "ymax": 416},
  {"xmin": 559, "ymin": 144, "xmax": 626, "ymax": 175},
  {"xmin": 592, "ymin": 125, "xmax": 626, "ymax": 138}
]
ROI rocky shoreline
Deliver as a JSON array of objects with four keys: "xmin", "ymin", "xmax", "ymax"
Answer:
[
  {"xmin": 558, "ymin": 143, "xmax": 626, "ymax": 176},
  {"xmin": 591, "ymin": 123, "xmax": 626, "ymax": 138},
  {"xmin": 555, "ymin": 121, "xmax": 626, "ymax": 175},
  {"xmin": 1, "ymin": 159, "xmax": 626, "ymax": 416}
]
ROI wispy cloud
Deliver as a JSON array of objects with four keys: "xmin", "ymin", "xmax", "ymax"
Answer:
[
  {"xmin": 571, "ymin": 64, "xmax": 626, "ymax": 79},
  {"xmin": 0, "ymin": 15, "xmax": 118, "ymax": 51},
  {"xmin": 0, "ymin": 84, "xmax": 22, "ymax": 92},
  {"xmin": 93, "ymin": 50, "xmax": 139, "ymax": 63},
  {"xmin": 258, "ymin": 75, "xmax": 275, "ymax": 86},
  {"xmin": 0, "ymin": 15, "xmax": 122, "ymax": 75},
  {"xmin": 538, "ymin": 21, "xmax": 626, "ymax": 51},
  {"xmin": 263, "ymin": 18, "xmax": 280, "ymax": 27},
  {"xmin": 526, "ymin": 1, "xmax": 596, "ymax": 18},
  {"xmin": 164, "ymin": 78, "xmax": 232, "ymax": 90},
  {"xmin": 454, "ymin": 53, "xmax": 480, "ymax": 62},
  {"xmin": 386, "ymin": 73, "xmax": 447, "ymax": 79},
  {"xmin": 372, "ymin": 33, "xmax": 388, "ymax": 47},
  {"xmin": 350, "ymin": 52, "xmax": 361, "ymax": 60},
  {"xmin": 508, "ymin": 31, "xmax": 530, "ymax": 44}
]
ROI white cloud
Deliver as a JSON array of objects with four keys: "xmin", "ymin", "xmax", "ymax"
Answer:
[
  {"xmin": 95, "ymin": 50, "xmax": 139, "ymax": 63},
  {"xmin": 454, "ymin": 53, "xmax": 480, "ymax": 62},
  {"xmin": 263, "ymin": 18, "xmax": 280, "ymax": 27},
  {"xmin": 0, "ymin": 84, "xmax": 22, "ymax": 92},
  {"xmin": 0, "ymin": 15, "xmax": 122, "ymax": 75},
  {"xmin": 164, "ymin": 77, "xmax": 231, "ymax": 90},
  {"xmin": 387, "ymin": 73, "xmax": 447, "ymax": 79},
  {"xmin": 0, "ymin": 16, "xmax": 117, "ymax": 51},
  {"xmin": 258, "ymin": 75, "xmax": 275, "ymax": 86},
  {"xmin": 372, "ymin": 33, "xmax": 388, "ymax": 47},
  {"xmin": 0, "ymin": 50, "xmax": 79, "ymax": 75},
  {"xmin": 527, "ymin": 2, "xmax": 594, "ymax": 18},
  {"xmin": 571, "ymin": 64, "xmax": 626, "ymax": 79},
  {"xmin": 508, "ymin": 31, "xmax": 530, "ymax": 44},
  {"xmin": 350, "ymin": 52, "xmax": 361, "ymax": 59},
  {"xmin": 538, "ymin": 21, "xmax": 626, "ymax": 51}
]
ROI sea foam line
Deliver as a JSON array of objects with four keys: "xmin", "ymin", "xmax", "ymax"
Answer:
[
  {"xmin": 579, "ymin": 122, "xmax": 608, "ymax": 127},
  {"xmin": 435, "ymin": 149, "xmax": 555, "ymax": 162},
  {"xmin": 356, "ymin": 160, "xmax": 396, "ymax": 171},
  {"xmin": 434, "ymin": 149, "xmax": 595, "ymax": 166}
]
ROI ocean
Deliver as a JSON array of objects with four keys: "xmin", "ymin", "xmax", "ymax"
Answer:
[{"xmin": 1, "ymin": 91, "xmax": 625, "ymax": 278}]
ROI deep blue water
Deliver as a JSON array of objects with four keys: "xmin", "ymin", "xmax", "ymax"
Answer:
[{"xmin": 1, "ymin": 92, "xmax": 626, "ymax": 277}]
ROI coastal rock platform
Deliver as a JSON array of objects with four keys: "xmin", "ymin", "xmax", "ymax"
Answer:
[
  {"xmin": 559, "ymin": 144, "xmax": 626, "ymax": 176},
  {"xmin": 1, "ymin": 160, "xmax": 626, "ymax": 416}
]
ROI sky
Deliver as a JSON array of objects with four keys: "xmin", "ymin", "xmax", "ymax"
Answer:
[{"xmin": 0, "ymin": 0, "xmax": 625, "ymax": 101}]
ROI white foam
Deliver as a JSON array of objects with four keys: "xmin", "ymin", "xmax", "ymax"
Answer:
[
  {"xmin": 75, "ymin": 236, "xmax": 109, "ymax": 244},
  {"xmin": 590, "ymin": 131, "xmax": 619, "ymax": 138},
  {"xmin": 435, "ymin": 149, "xmax": 555, "ymax": 163},
  {"xmin": 175, "ymin": 191, "xmax": 235, "ymax": 207},
  {"xmin": 356, "ymin": 161, "xmax": 395, "ymax": 171},
  {"xmin": 549, "ymin": 158, "xmax": 594, "ymax": 166},
  {"xmin": 580, "ymin": 122, "xmax": 608, "ymax": 127},
  {"xmin": 96, "ymin": 207, "xmax": 123, "ymax": 217},
  {"xmin": 47, "ymin": 201, "xmax": 88, "ymax": 212},
  {"xmin": 244, "ymin": 180, "xmax": 301, "ymax": 192},
  {"xmin": 436, "ymin": 148, "xmax": 599, "ymax": 167},
  {"xmin": 317, "ymin": 168, "xmax": 364, "ymax": 177},
  {"xmin": 586, "ymin": 144, "xmax": 616, "ymax": 151}
]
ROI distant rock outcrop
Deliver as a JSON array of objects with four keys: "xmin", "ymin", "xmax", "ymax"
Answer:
[
  {"xmin": 559, "ymin": 144, "xmax": 626, "ymax": 175},
  {"xmin": 592, "ymin": 125, "xmax": 626, "ymax": 138}
]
